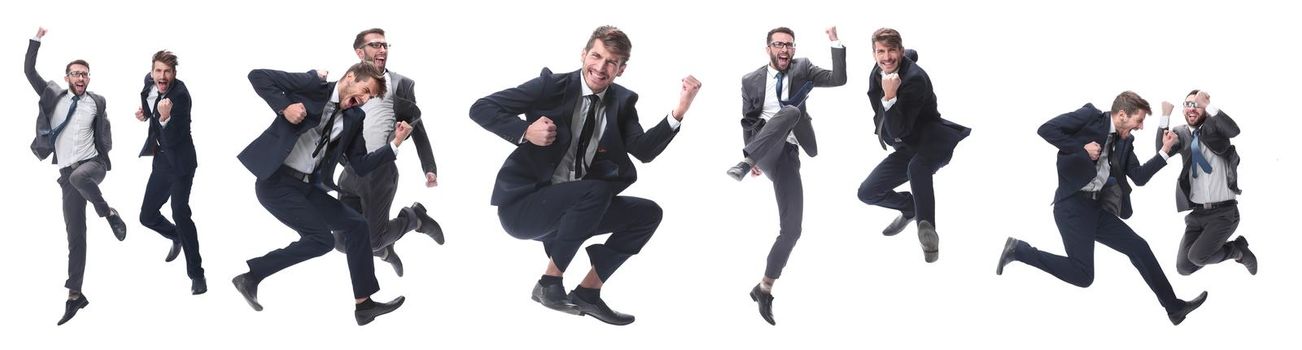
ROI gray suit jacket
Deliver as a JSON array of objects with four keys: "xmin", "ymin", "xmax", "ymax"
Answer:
[
  {"xmin": 364, "ymin": 70, "xmax": 436, "ymax": 175},
  {"xmin": 25, "ymin": 39, "xmax": 111, "ymax": 170},
  {"xmin": 1156, "ymin": 110, "xmax": 1242, "ymax": 212},
  {"xmin": 740, "ymin": 46, "xmax": 847, "ymax": 157}
]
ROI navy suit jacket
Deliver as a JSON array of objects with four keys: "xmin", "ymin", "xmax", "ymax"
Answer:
[
  {"xmin": 470, "ymin": 68, "xmax": 679, "ymax": 206},
  {"xmin": 237, "ymin": 69, "xmax": 395, "ymax": 192},
  {"xmin": 867, "ymin": 51, "xmax": 970, "ymax": 159},
  {"xmin": 1039, "ymin": 103, "xmax": 1167, "ymax": 219},
  {"xmin": 138, "ymin": 74, "xmax": 197, "ymax": 175}
]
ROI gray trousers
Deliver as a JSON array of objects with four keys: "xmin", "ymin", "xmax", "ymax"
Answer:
[
  {"xmin": 57, "ymin": 158, "xmax": 112, "ymax": 291},
  {"xmin": 334, "ymin": 162, "xmax": 417, "ymax": 254},
  {"xmin": 1176, "ymin": 205, "xmax": 1241, "ymax": 275},
  {"xmin": 744, "ymin": 106, "xmax": 806, "ymax": 280}
]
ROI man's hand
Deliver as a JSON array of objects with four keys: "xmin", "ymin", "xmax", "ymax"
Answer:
[
  {"xmin": 282, "ymin": 103, "xmax": 307, "ymax": 124},
  {"xmin": 525, "ymin": 116, "xmax": 557, "ymax": 146},
  {"xmin": 316, "ymin": 69, "xmax": 329, "ymax": 81},
  {"xmin": 36, "ymin": 27, "xmax": 48, "ymax": 40},
  {"xmin": 135, "ymin": 106, "xmax": 146, "ymax": 121},
  {"xmin": 826, "ymin": 26, "xmax": 839, "ymax": 42},
  {"xmin": 1084, "ymin": 141, "xmax": 1102, "ymax": 161},
  {"xmin": 1161, "ymin": 130, "xmax": 1177, "ymax": 155},
  {"xmin": 393, "ymin": 121, "xmax": 413, "ymax": 147},
  {"xmin": 157, "ymin": 98, "xmax": 173, "ymax": 122},
  {"xmin": 1195, "ymin": 90, "xmax": 1211, "ymax": 109},
  {"xmin": 425, "ymin": 172, "xmax": 438, "ymax": 188},
  {"xmin": 751, "ymin": 165, "xmax": 763, "ymax": 177},
  {"xmin": 1162, "ymin": 101, "xmax": 1175, "ymax": 117},
  {"xmin": 672, "ymin": 75, "xmax": 702, "ymax": 121},
  {"xmin": 882, "ymin": 73, "xmax": 901, "ymax": 101}
]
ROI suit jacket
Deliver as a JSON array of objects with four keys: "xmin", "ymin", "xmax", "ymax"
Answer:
[
  {"xmin": 470, "ymin": 68, "xmax": 679, "ymax": 206},
  {"xmin": 25, "ymin": 39, "xmax": 112, "ymax": 169},
  {"xmin": 740, "ymin": 46, "xmax": 847, "ymax": 157},
  {"xmin": 1155, "ymin": 110, "xmax": 1242, "ymax": 212},
  {"xmin": 138, "ymin": 74, "xmax": 198, "ymax": 175},
  {"xmin": 1039, "ymin": 103, "xmax": 1167, "ymax": 219},
  {"xmin": 237, "ymin": 69, "xmax": 395, "ymax": 192},
  {"xmin": 388, "ymin": 71, "xmax": 438, "ymax": 175},
  {"xmin": 867, "ymin": 51, "xmax": 969, "ymax": 158}
]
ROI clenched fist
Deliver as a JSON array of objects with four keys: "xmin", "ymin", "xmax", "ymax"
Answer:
[
  {"xmin": 157, "ymin": 98, "xmax": 173, "ymax": 122},
  {"xmin": 882, "ymin": 73, "xmax": 901, "ymax": 101},
  {"xmin": 1162, "ymin": 101, "xmax": 1174, "ymax": 117},
  {"xmin": 1084, "ymin": 141, "xmax": 1102, "ymax": 161},
  {"xmin": 393, "ymin": 121, "xmax": 413, "ymax": 146},
  {"xmin": 282, "ymin": 103, "xmax": 307, "ymax": 124},
  {"xmin": 136, "ymin": 106, "xmax": 146, "ymax": 121},
  {"xmin": 672, "ymin": 75, "xmax": 703, "ymax": 121},
  {"xmin": 525, "ymin": 116, "xmax": 557, "ymax": 146}
]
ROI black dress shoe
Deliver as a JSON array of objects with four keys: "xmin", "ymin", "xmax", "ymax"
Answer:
[
  {"xmin": 165, "ymin": 240, "xmax": 182, "ymax": 262},
  {"xmin": 918, "ymin": 220, "xmax": 939, "ymax": 263},
  {"xmin": 531, "ymin": 282, "xmax": 579, "ymax": 315},
  {"xmin": 996, "ymin": 237, "xmax": 1021, "ymax": 275},
  {"xmin": 379, "ymin": 245, "xmax": 404, "ymax": 277},
  {"xmin": 355, "ymin": 296, "xmax": 405, "ymax": 326},
  {"xmin": 232, "ymin": 273, "xmax": 262, "ymax": 311},
  {"xmin": 882, "ymin": 213, "xmax": 914, "ymax": 236},
  {"xmin": 191, "ymin": 277, "xmax": 207, "ymax": 295},
  {"xmin": 1234, "ymin": 236, "xmax": 1257, "ymax": 275},
  {"xmin": 56, "ymin": 295, "xmax": 90, "ymax": 326},
  {"xmin": 1168, "ymin": 291, "xmax": 1208, "ymax": 326},
  {"xmin": 412, "ymin": 202, "xmax": 445, "ymax": 245},
  {"xmin": 726, "ymin": 162, "xmax": 752, "ymax": 182},
  {"xmin": 106, "ymin": 209, "xmax": 127, "ymax": 241},
  {"xmin": 569, "ymin": 290, "xmax": 635, "ymax": 326},
  {"xmin": 749, "ymin": 284, "xmax": 776, "ymax": 325}
]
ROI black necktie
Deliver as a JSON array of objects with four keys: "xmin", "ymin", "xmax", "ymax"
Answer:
[
  {"xmin": 151, "ymin": 93, "xmax": 164, "ymax": 147},
  {"xmin": 311, "ymin": 103, "xmax": 342, "ymax": 158},
  {"xmin": 574, "ymin": 95, "xmax": 600, "ymax": 179},
  {"xmin": 774, "ymin": 71, "xmax": 785, "ymax": 105},
  {"xmin": 49, "ymin": 95, "xmax": 81, "ymax": 148}
]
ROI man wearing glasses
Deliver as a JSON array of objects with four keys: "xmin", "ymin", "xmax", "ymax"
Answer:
[
  {"xmin": 729, "ymin": 26, "xmax": 846, "ymax": 326},
  {"xmin": 25, "ymin": 27, "xmax": 128, "ymax": 326},
  {"xmin": 858, "ymin": 28, "xmax": 969, "ymax": 263},
  {"xmin": 1155, "ymin": 90, "xmax": 1256, "ymax": 276},
  {"xmin": 330, "ymin": 28, "xmax": 444, "ymax": 277}
]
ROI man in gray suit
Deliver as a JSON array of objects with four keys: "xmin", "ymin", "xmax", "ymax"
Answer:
[
  {"xmin": 25, "ymin": 27, "xmax": 128, "ymax": 326},
  {"xmin": 332, "ymin": 28, "xmax": 445, "ymax": 277},
  {"xmin": 727, "ymin": 26, "xmax": 846, "ymax": 326},
  {"xmin": 1155, "ymin": 90, "xmax": 1256, "ymax": 276}
]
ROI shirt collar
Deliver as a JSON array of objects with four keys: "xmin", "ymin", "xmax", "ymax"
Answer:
[
  {"xmin": 329, "ymin": 81, "xmax": 342, "ymax": 105},
  {"xmin": 579, "ymin": 71, "xmax": 608, "ymax": 100}
]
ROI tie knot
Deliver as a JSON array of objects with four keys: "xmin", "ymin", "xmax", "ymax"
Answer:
[
  {"xmin": 71, "ymin": 94, "xmax": 82, "ymax": 102},
  {"xmin": 587, "ymin": 94, "xmax": 599, "ymax": 104}
]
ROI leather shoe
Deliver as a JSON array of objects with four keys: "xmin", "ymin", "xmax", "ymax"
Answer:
[
  {"xmin": 106, "ymin": 209, "xmax": 127, "ymax": 241},
  {"xmin": 355, "ymin": 296, "xmax": 405, "ymax": 326},
  {"xmin": 918, "ymin": 220, "xmax": 939, "ymax": 263},
  {"xmin": 882, "ymin": 213, "xmax": 914, "ymax": 236},
  {"xmin": 726, "ymin": 162, "xmax": 751, "ymax": 182},
  {"xmin": 412, "ymin": 202, "xmax": 444, "ymax": 245},
  {"xmin": 232, "ymin": 273, "xmax": 262, "ymax": 311},
  {"xmin": 165, "ymin": 240, "xmax": 182, "ymax": 262},
  {"xmin": 379, "ymin": 245, "xmax": 404, "ymax": 277},
  {"xmin": 531, "ymin": 282, "xmax": 579, "ymax": 315},
  {"xmin": 1233, "ymin": 236, "xmax": 1257, "ymax": 275},
  {"xmin": 1168, "ymin": 291, "xmax": 1208, "ymax": 326},
  {"xmin": 570, "ymin": 290, "xmax": 635, "ymax": 326},
  {"xmin": 996, "ymin": 237, "xmax": 1021, "ymax": 275},
  {"xmin": 192, "ymin": 276, "xmax": 207, "ymax": 295},
  {"xmin": 749, "ymin": 284, "xmax": 776, "ymax": 325},
  {"xmin": 56, "ymin": 295, "xmax": 90, "ymax": 326}
]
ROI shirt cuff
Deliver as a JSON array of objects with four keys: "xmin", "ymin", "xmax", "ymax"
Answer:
[
  {"xmin": 1159, "ymin": 150, "xmax": 1170, "ymax": 161},
  {"xmin": 159, "ymin": 117, "xmax": 170, "ymax": 128},
  {"xmin": 882, "ymin": 97, "xmax": 897, "ymax": 111},
  {"xmin": 830, "ymin": 41, "xmax": 843, "ymax": 49},
  {"xmin": 666, "ymin": 113, "xmax": 682, "ymax": 130},
  {"xmin": 1205, "ymin": 104, "xmax": 1220, "ymax": 117},
  {"xmin": 390, "ymin": 141, "xmax": 401, "ymax": 156}
]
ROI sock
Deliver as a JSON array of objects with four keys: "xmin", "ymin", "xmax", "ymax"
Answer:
[
  {"xmin": 759, "ymin": 280, "xmax": 774, "ymax": 293},
  {"xmin": 356, "ymin": 298, "xmax": 377, "ymax": 310},
  {"xmin": 573, "ymin": 286, "xmax": 601, "ymax": 301},
  {"xmin": 69, "ymin": 291, "xmax": 82, "ymax": 300},
  {"xmin": 539, "ymin": 275, "xmax": 563, "ymax": 287},
  {"xmin": 743, "ymin": 157, "xmax": 755, "ymax": 166}
]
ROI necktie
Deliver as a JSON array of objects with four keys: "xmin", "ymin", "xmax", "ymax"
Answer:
[
  {"xmin": 774, "ymin": 71, "xmax": 786, "ymax": 106},
  {"xmin": 151, "ymin": 93, "xmax": 164, "ymax": 147},
  {"xmin": 49, "ymin": 94, "xmax": 81, "ymax": 148},
  {"xmin": 1190, "ymin": 130, "xmax": 1213, "ymax": 178},
  {"xmin": 574, "ymin": 95, "xmax": 600, "ymax": 179},
  {"xmin": 311, "ymin": 103, "xmax": 342, "ymax": 158}
]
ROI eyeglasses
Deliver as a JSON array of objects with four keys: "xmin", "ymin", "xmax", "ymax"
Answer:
[
  {"xmin": 1183, "ymin": 101, "xmax": 1199, "ymax": 109},
  {"xmin": 769, "ymin": 41, "xmax": 795, "ymax": 49},
  {"xmin": 364, "ymin": 41, "xmax": 390, "ymax": 49},
  {"xmin": 66, "ymin": 71, "xmax": 89, "ymax": 78}
]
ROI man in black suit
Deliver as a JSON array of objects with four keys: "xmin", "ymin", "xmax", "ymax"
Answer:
[
  {"xmin": 858, "ymin": 28, "xmax": 969, "ymax": 263},
  {"xmin": 996, "ymin": 91, "xmax": 1209, "ymax": 325},
  {"xmin": 727, "ymin": 26, "xmax": 846, "ymax": 326},
  {"xmin": 332, "ymin": 28, "xmax": 444, "ymax": 277},
  {"xmin": 232, "ymin": 62, "xmax": 407, "ymax": 326},
  {"xmin": 1154, "ymin": 90, "xmax": 1256, "ymax": 276},
  {"xmin": 133, "ymin": 50, "xmax": 205, "ymax": 295},
  {"xmin": 470, "ymin": 25, "xmax": 701, "ymax": 326},
  {"xmin": 26, "ymin": 27, "xmax": 129, "ymax": 326}
]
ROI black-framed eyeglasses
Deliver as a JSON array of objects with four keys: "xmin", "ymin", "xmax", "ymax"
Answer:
[
  {"xmin": 769, "ymin": 41, "xmax": 795, "ymax": 49},
  {"xmin": 66, "ymin": 71, "xmax": 89, "ymax": 78},
  {"xmin": 1183, "ymin": 101, "xmax": 1199, "ymax": 109},
  {"xmin": 365, "ymin": 41, "xmax": 390, "ymax": 49}
]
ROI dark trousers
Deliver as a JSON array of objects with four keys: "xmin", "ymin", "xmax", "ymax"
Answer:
[
  {"xmin": 1176, "ymin": 205, "xmax": 1241, "ymax": 275},
  {"xmin": 139, "ymin": 155, "xmax": 203, "ymax": 279},
  {"xmin": 743, "ymin": 107, "xmax": 806, "ymax": 280},
  {"xmin": 497, "ymin": 180, "xmax": 661, "ymax": 282},
  {"xmin": 58, "ymin": 158, "xmax": 112, "ymax": 291},
  {"xmin": 334, "ymin": 163, "xmax": 416, "ymax": 254},
  {"xmin": 857, "ymin": 145, "xmax": 951, "ymax": 225},
  {"xmin": 248, "ymin": 168, "xmax": 378, "ymax": 299},
  {"xmin": 1012, "ymin": 193, "xmax": 1182, "ymax": 312}
]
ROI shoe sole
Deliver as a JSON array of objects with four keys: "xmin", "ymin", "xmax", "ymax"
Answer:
[
  {"xmin": 232, "ymin": 278, "xmax": 263, "ymax": 312},
  {"xmin": 356, "ymin": 298, "xmax": 405, "ymax": 326},
  {"xmin": 531, "ymin": 295, "xmax": 581, "ymax": 315},
  {"xmin": 919, "ymin": 230, "xmax": 939, "ymax": 263},
  {"xmin": 996, "ymin": 237, "xmax": 1018, "ymax": 275}
]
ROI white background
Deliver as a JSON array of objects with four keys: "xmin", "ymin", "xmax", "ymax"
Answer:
[{"xmin": 2, "ymin": 0, "xmax": 1297, "ymax": 348}]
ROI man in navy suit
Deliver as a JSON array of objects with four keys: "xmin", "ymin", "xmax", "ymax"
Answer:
[
  {"xmin": 470, "ymin": 25, "xmax": 701, "ymax": 326},
  {"xmin": 133, "ymin": 50, "xmax": 205, "ymax": 295},
  {"xmin": 232, "ymin": 62, "xmax": 407, "ymax": 326},
  {"xmin": 996, "ymin": 91, "xmax": 1209, "ymax": 325}
]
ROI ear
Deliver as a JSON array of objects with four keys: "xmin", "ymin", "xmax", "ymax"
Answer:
[
  {"xmin": 355, "ymin": 48, "xmax": 366, "ymax": 60},
  {"xmin": 616, "ymin": 64, "xmax": 626, "ymax": 77},
  {"xmin": 580, "ymin": 49, "xmax": 588, "ymax": 62}
]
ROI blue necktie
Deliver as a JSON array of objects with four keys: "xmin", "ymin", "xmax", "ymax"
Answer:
[
  {"xmin": 774, "ymin": 71, "xmax": 785, "ymax": 106},
  {"xmin": 49, "ymin": 95, "xmax": 81, "ymax": 148},
  {"xmin": 1190, "ymin": 130, "xmax": 1213, "ymax": 178}
]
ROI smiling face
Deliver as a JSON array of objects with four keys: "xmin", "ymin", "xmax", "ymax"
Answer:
[
  {"xmin": 1183, "ymin": 94, "xmax": 1207, "ymax": 127},
  {"xmin": 355, "ymin": 32, "xmax": 388, "ymax": 72},
  {"xmin": 151, "ymin": 60, "xmax": 175, "ymax": 94},
  {"xmin": 767, "ymin": 32, "xmax": 795, "ymax": 72},
  {"xmin": 337, "ymin": 72, "xmax": 379, "ymax": 110},
  {"xmin": 580, "ymin": 39, "xmax": 625, "ymax": 93},
  {"xmin": 874, "ymin": 41, "xmax": 903, "ymax": 74},
  {"xmin": 65, "ymin": 63, "xmax": 90, "ymax": 96}
]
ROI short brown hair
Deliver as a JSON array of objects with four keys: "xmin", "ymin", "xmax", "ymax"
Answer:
[
  {"xmin": 346, "ymin": 62, "xmax": 387, "ymax": 98},
  {"xmin": 1110, "ymin": 91, "xmax": 1152, "ymax": 116},
  {"xmin": 353, "ymin": 28, "xmax": 385, "ymax": 49},
  {"xmin": 65, "ymin": 59, "xmax": 89, "ymax": 74},
  {"xmin": 767, "ymin": 27, "xmax": 794, "ymax": 44},
  {"xmin": 872, "ymin": 28, "xmax": 903, "ymax": 50},
  {"xmin": 1186, "ymin": 89, "xmax": 1202, "ymax": 98},
  {"xmin": 584, "ymin": 25, "xmax": 632, "ymax": 65},
  {"xmin": 152, "ymin": 50, "xmax": 178, "ymax": 69}
]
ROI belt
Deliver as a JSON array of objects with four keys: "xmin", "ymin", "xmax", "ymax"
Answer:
[
  {"xmin": 1193, "ymin": 199, "xmax": 1237, "ymax": 210},
  {"xmin": 279, "ymin": 166, "xmax": 312, "ymax": 183},
  {"xmin": 1078, "ymin": 190, "xmax": 1101, "ymax": 200}
]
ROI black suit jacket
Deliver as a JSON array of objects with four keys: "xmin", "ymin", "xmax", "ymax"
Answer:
[
  {"xmin": 867, "ymin": 52, "xmax": 970, "ymax": 158},
  {"xmin": 25, "ymin": 39, "xmax": 112, "ymax": 169},
  {"xmin": 1155, "ymin": 110, "xmax": 1242, "ymax": 212},
  {"xmin": 387, "ymin": 71, "xmax": 437, "ymax": 175},
  {"xmin": 740, "ymin": 46, "xmax": 847, "ymax": 157},
  {"xmin": 237, "ymin": 69, "xmax": 395, "ymax": 192},
  {"xmin": 138, "ymin": 74, "xmax": 197, "ymax": 175},
  {"xmin": 470, "ymin": 68, "xmax": 679, "ymax": 206},
  {"xmin": 1039, "ymin": 103, "xmax": 1167, "ymax": 219}
]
